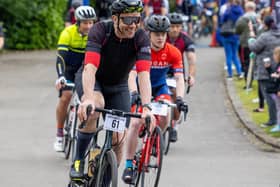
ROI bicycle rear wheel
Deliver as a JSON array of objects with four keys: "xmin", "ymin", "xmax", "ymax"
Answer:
[
  {"xmin": 139, "ymin": 126, "xmax": 163, "ymax": 187},
  {"xmin": 95, "ymin": 150, "xmax": 118, "ymax": 187}
]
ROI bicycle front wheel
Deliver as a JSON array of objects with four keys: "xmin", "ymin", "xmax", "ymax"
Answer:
[
  {"xmin": 140, "ymin": 126, "xmax": 163, "ymax": 187},
  {"xmin": 163, "ymin": 126, "xmax": 171, "ymax": 155},
  {"xmin": 95, "ymin": 150, "xmax": 118, "ymax": 187},
  {"xmin": 64, "ymin": 111, "xmax": 71, "ymax": 159}
]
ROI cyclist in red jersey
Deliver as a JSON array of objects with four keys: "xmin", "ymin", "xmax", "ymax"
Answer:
[
  {"xmin": 124, "ymin": 15, "xmax": 187, "ymax": 184},
  {"xmin": 166, "ymin": 12, "xmax": 196, "ymax": 142}
]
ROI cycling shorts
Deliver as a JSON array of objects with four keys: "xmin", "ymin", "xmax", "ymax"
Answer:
[
  {"xmin": 59, "ymin": 64, "xmax": 81, "ymax": 97},
  {"xmin": 152, "ymin": 84, "xmax": 172, "ymax": 100},
  {"xmin": 75, "ymin": 67, "xmax": 131, "ymax": 127}
]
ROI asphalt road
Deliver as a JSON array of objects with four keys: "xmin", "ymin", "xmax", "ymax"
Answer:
[{"xmin": 0, "ymin": 46, "xmax": 280, "ymax": 187}]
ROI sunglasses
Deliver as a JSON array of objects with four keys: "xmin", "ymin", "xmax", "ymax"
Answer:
[
  {"xmin": 120, "ymin": 16, "xmax": 141, "ymax": 25},
  {"xmin": 123, "ymin": 6, "xmax": 143, "ymax": 13}
]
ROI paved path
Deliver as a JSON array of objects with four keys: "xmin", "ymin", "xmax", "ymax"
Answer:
[{"xmin": 0, "ymin": 48, "xmax": 280, "ymax": 187}]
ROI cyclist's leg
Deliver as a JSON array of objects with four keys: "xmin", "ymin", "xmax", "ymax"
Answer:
[
  {"xmin": 155, "ymin": 94, "xmax": 171, "ymax": 132},
  {"xmin": 122, "ymin": 117, "xmax": 142, "ymax": 183},
  {"xmin": 101, "ymin": 83, "xmax": 131, "ymax": 165},
  {"xmin": 70, "ymin": 67, "xmax": 105, "ymax": 179},
  {"xmin": 54, "ymin": 64, "xmax": 77, "ymax": 152}
]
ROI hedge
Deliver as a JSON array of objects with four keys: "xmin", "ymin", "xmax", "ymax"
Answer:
[{"xmin": 0, "ymin": 0, "xmax": 67, "ymax": 49}]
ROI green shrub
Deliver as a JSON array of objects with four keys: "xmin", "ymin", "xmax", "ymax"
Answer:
[{"xmin": 0, "ymin": 0, "xmax": 67, "ymax": 49}]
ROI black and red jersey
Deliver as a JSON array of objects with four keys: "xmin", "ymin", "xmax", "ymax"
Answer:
[
  {"xmin": 166, "ymin": 32, "xmax": 195, "ymax": 55},
  {"xmin": 84, "ymin": 21, "xmax": 151, "ymax": 85}
]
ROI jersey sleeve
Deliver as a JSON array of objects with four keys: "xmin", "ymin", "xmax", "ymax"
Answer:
[
  {"xmin": 135, "ymin": 29, "xmax": 152, "ymax": 73},
  {"xmin": 182, "ymin": 33, "xmax": 195, "ymax": 52},
  {"xmin": 170, "ymin": 45, "xmax": 184, "ymax": 73},
  {"xmin": 84, "ymin": 22, "xmax": 107, "ymax": 68}
]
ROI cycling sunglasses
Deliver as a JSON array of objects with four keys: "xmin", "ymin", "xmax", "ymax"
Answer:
[
  {"xmin": 120, "ymin": 16, "xmax": 141, "ymax": 25},
  {"xmin": 123, "ymin": 6, "xmax": 143, "ymax": 13}
]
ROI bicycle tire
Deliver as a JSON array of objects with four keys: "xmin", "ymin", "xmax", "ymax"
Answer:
[
  {"xmin": 64, "ymin": 111, "xmax": 71, "ymax": 159},
  {"xmin": 138, "ymin": 126, "xmax": 164, "ymax": 187},
  {"xmin": 95, "ymin": 150, "xmax": 118, "ymax": 187},
  {"xmin": 163, "ymin": 127, "xmax": 171, "ymax": 155}
]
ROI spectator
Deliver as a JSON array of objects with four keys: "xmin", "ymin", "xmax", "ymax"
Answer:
[
  {"xmin": 0, "ymin": 25, "xmax": 4, "ymax": 50},
  {"xmin": 235, "ymin": 1, "xmax": 258, "ymax": 87},
  {"xmin": 221, "ymin": 0, "xmax": 244, "ymax": 79},
  {"xmin": 248, "ymin": 15, "xmax": 280, "ymax": 127},
  {"xmin": 264, "ymin": 46, "xmax": 280, "ymax": 132}
]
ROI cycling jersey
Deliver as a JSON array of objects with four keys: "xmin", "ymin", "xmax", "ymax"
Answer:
[
  {"xmin": 85, "ymin": 21, "xmax": 151, "ymax": 85},
  {"xmin": 150, "ymin": 43, "xmax": 183, "ymax": 88},
  {"xmin": 167, "ymin": 32, "xmax": 195, "ymax": 55},
  {"xmin": 144, "ymin": 0, "xmax": 167, "ymax": 15},
  {"xmin": 57, "ymin": 25, "xmax": 87, "ymax": 78}
]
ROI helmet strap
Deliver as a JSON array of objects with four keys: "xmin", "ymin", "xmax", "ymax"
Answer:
[{"xmin": 117, "ymin": 14, "xmax": 122, "ymax": 34}]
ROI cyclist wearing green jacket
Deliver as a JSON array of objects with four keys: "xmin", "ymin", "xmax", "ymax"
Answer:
[{"xmin": 54, "ymin": 6, "xmax": 96, "ymax": 152}]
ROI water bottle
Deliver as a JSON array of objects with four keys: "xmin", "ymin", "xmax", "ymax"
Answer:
[{"xmin": 88, "ymin": 147, "xmax": 101, "ymax": 177}]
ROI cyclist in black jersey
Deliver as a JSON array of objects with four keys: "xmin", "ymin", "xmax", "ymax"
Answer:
[
  {"xmin": 70, "ymin": 0, "xmax": 155, "ymax": 181},
  {"xmin": 54, "ymin": 6, "xmax": 96, "ymax": 152}
]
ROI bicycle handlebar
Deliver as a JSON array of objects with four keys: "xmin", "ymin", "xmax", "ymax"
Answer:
[
  {"xmin": 79, "ymin": 105, "xmax": 151, "ymax": 129},
  {"xmin": 60, "ymin": 79, "xmax": 75, "ymax": 88},
  {"xmin": 154, "ymin": 100, "xmax": 177, "ymax": 108}
]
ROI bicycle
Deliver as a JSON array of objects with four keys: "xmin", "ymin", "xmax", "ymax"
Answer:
[
  {"xmin": 59, "ymin": 81, "xmax": 80, "ymax": 161},
  {"xmin": 165, "ymin": 78, "xmax": 189, "ymax": 155},
  {"xmin": 69, "ymin": 105, "xmax": 149, "ymax": 187},
  {"xmin": 128, "ymin": 100, "xmax": 167, "ymax": 187}
]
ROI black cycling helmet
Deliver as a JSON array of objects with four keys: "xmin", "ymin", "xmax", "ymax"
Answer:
[
  {"xmin": 111, "ymin": 0, "xmax": 143, "ymax": 15},
  {"xmin": 145, "ymin": 15, "xmax": 170, "ymax": 32},
  {"xmin": 167, "ymin": 12, "xmax": 183, "ymax": 24}
]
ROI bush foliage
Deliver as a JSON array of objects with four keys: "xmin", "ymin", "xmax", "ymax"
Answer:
[{"xmin": 0, "ymin": 0, "xmax": 67, "ymax": 49}]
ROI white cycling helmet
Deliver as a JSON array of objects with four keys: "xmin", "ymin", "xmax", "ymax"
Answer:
[{"xmin": 75, "ymin": 6, "xmax": 96, "ymax": 21}]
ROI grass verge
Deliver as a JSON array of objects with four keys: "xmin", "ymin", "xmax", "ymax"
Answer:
[{"xmin": 233, "ymin": 78, "xmax": 280, "ymax": 138}]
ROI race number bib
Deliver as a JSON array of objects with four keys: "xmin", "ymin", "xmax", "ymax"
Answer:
[
  {"xmin": 104, "ymin": 114, "xmax": 127, "ymax": 133},
  {"xmin": 166, "ymin": 78, "xmax": 176, "ymax": 88},
  {"xmin": 151, "ymin": 103, "xmax": 168, "ymax": 116}
]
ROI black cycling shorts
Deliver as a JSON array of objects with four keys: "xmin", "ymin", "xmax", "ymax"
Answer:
[
  {"xmin": 59, "ymin": 64, "xmax": 81, "ymax": 97},
  {"xmin": 75, "ymin": 67, "xmax": 131, "ymax": 127}
]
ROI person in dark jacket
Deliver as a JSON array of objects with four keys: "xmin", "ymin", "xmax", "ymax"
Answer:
[
  {"xmin": 221, "ymin": 0, "xmax": 244, "ymax": 79},
  {"xmin": 248, "ymin": 15, "xmax": 280, "ymax": 127},
  {"xmin": 265, "ymin": 46, "xmax": 280, "ymax": 132},
  {"xmin": 235, "ymin": 1, "xmax": 258, "ymax": 86}
]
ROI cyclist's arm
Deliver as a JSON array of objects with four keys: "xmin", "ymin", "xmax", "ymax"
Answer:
[
  {"xmin": 160, "ymin": 7, "xmax": 167, "ymax": 15},
  {"xmin": 83, "ymin": 23, "xmax": 105, "ymax": 99},
  {"xmin": 138, "ymin": 71, "xmax": 152, "ymax": 106},
  {"xmin": 160, "ymin": 0, "xmax": 167, "ymax": 15},
  {"xmin": 128, "ymin": 69, "xmax": 138, "ymax": 93},
  {"xmin": 56, "ymin": 50, "xmax": 67, "ymax": 77},
  {"xmin": 185, "ymin": 51, "xmax": 196, "ymax": 78},
  {"xmin": 56, "ymin": 29, "xmax": 71, "ymax": 77},
  {"xmin": 174, "ymin": 72, "xmax": 185, "ymax": 98},
  {"xmin": 83, "ymin": 63, "xmax": 97, "ymax": 99},
  {"xmin": 183, "ymin": 34, "xmax": 196, "ymax": 78},
  {"xmin": 135, "ymin": 29, "xmax": 152, "ymax": 105},
  {"xmin": 171, "ymin": 45, "xmax": 185, "ymax": 98}
]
